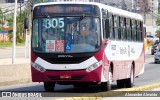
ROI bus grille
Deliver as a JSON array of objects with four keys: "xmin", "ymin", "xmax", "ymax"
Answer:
[
  {"xmin": 47, "ymin": 75, "xmax": 85, "ymax": 80},
  {"xmin": 43, "ymin": 57, "xmax": 90, "ymax": 64}
]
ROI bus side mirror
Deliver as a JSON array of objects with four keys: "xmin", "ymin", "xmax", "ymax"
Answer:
[
  {"xmin": 105, "ymin": 19, "xmax": 110, "ymax": 38},
  {"xmin": 24, "ymin": 18, "xmax": 29, "ymax": 29}
]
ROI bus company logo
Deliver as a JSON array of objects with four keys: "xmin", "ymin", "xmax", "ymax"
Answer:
[
  {"xmin": 111, "ymin": 45, "xmax": 116, "ymax": 50},
  {"xmin": 2, "ymin": 92, "xmax": 11, "ymax": 97},
  {"xmin": 128, "ymin": 45, "xmax": 130, "ymax": 57},
  {"xmin": 58, "ymin": 55, "xmax": 73, "ymax": 58},
  {"xmin": 120, "ymin": 47, "xmax": 127, "ymax": 54},
  {"xmin": 131, "ymin": 48, "xmax": 135, "ymax": 53}
]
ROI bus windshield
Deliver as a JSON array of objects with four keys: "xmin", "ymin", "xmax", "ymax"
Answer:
[{"xmin": 32, "ymin": 17, "xmax": 100, "ymax": 53}]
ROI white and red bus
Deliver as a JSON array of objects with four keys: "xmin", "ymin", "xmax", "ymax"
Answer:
[{"xmin": 25, "ymin": 1, "xmax": 145, "ymax": 92}]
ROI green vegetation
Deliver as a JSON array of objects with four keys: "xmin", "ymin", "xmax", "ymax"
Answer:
[
  {"xmin": 0, "ymin": 42, "xmax": 25, "ymax": 48},
  {"xmin": 6, "ymin": 10, "xmax": 27, "ymax": 43},
  {"xmin": 156, "ymin": 18, "xmax": 160, "ymax": 26},
  {"xmin": 0, "ymin": 7, "xmax": 27, "ymax": 43},
  {"xmin": 0, "ymin": 8, "xmax": 5, "ymax": 31}
]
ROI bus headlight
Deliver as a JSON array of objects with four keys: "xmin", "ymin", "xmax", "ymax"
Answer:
[
  {"xmin": 86, "ymin": 61, "xmax": 102, "ymax": 72},
  {"xmin": 31, "ymin": 62, "xmax": 46, "ymax": 72}
]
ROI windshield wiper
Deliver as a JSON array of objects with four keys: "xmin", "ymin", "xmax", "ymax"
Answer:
[
  {"xmin": 79, "ymin": 14, "xmax": 85, "ymax": 21},
  {"xmin": 44, "ymin": 13, "xmax": 50, "ymax": 18}
]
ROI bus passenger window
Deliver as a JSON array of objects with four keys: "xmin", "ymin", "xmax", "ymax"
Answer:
[
  {"xmin": 118, "ymin": 29, "xmax": 121, "ymax": 40},
  {"xmin": 126, "ymin": 18, "xmax": 131, "ymax": 41},
  {"xmin": 132, "ymin": 20, "xmax": 136, "ymax": 41},
  {"xmin": 137, "ymin": 21, "xmax": 142, "ymax": 41},
  {"xmin": 120, "ymin": 17, "xmax": 126, "ymax": 40},
  {"xmin": 109, "ymin": 14, "xmax": 114, "ymax": 39},
  {"xmin": 114, "ymin": 16, "xmax": 120, "ymax": 40},
  {"xmin": 117, "ymin": 17, "xmax": 121, "ymax": 40}
]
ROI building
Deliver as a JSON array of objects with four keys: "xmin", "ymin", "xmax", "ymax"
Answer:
[{"xmin": 145, "ymin": 0, "xmax": 159, "ymax": 36}]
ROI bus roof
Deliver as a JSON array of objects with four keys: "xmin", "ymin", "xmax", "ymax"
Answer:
[{"xmin": 33, "ymin": 1, "xmax": 143, "ymax": 21}]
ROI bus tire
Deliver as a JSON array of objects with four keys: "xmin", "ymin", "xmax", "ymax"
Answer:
[
  {"xmin": 124, "ymin": 65, "xmax": 134, "ymax": 88},
  {"xmin": 100, "ymin": 67, "xmax": 112, "ymax": 91},
  {"xmin": 117, "ymin": 79, "xmax": 125, "ymax": 88},
  {"xmin": 151, "ymin": 52, "xmax": 154, "ymax": 55},
  {"xmin": 73, "ymin": 84, "xmax": 81, "ymax": 88},
  {"xmin": 44, "ymin": 82, "xmax": 55, "ymax": 92}
]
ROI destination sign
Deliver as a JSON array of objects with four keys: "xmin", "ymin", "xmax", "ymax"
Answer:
[{"xmin": 34, "ymin": 4, "xmax": 99, "ymax": 15}]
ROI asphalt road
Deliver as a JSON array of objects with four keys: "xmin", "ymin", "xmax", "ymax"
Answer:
[
  {"xmin": 135, "ymin": 54, "xmax": 160, "ymax": 86},
  {"xmin": 0, "ymin": 53, "xmax": 159, "ymax": 98}
]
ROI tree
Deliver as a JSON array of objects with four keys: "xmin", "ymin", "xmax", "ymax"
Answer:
[
  {"xmin": 156, "ymin": 18, "xmax": 160, "ymax": 26},
  {"xmin": 0, "ymin": 8, "xmax": 5, "ymax": 30},
  {"xmin": 6, "ymin": 10, "xmax": 27, "ymax": 43}
]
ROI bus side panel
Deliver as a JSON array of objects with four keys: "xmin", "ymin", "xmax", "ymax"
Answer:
[
  {"xmin": 31, "ymin": 50, "xmax": 37, "ymax": 63},
  {"xmin": 101, "ymin": 51, "xmax": 110, "ymax": 82},
  {"xmin": 31, "ymin": 50, "xmax": 39, "ymax": 82},
  {"xmin": 104, "ymin": 41, "xmax": 145, "ymax": 81},
  {"xmin": 134, "ymin": 45, "xmax": 145, "ymax": 77},
  {"xmin": 96, "ymin": 42, "xmax": 111, "ymax": 82}
]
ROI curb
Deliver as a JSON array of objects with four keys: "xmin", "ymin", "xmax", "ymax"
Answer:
[
  {"xmin": 53, "ymin": 82, "xmax": 160, "ymax": 100},
  {"xmin": 0, "ymin": 79, "xmax": 31, "ymax": 86},
  {"xmin": 0, "ymin": 63, "xmax": 31, "ymax": 86}
]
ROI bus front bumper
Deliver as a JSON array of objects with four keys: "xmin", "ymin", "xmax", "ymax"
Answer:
[{"xmin": 31, "ymin": 66, "xmax": 102, "ymax": 82}]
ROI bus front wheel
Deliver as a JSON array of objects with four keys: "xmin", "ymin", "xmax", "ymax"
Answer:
[
  {"xmin": 44, "ymin": 82, "xmax": 55, "ymax": 92},
  {"xmin": 100, "ymin": 67, "xmax": 112, "ymax": 91},
  {"xmin": 117, "ymin": 79, "xmax": 125, "ymax": 88}
]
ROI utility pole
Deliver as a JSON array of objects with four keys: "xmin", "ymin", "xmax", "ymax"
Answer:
[
  {"xmin": 12, "ymin": 0, "xmax": 18, "ymax": 64},
  {"xmin": 25, "ymin": 0, "xmax": 30, "ymax": 58},
  {"xmin": 0, "ymin": 9, "xmax": 5, "ymax": 43},
  {"xmin": 20, "ymin": 0, "xmax": 22, "ymax": 34},
  {"xmin": 121, "ymin": 0, "xmax": 127, "ymax": 10},
  {"xmin": 25, "ymin": 0, "xmax": 33, "ymax": 59},
  {"xmin": 144, "ymin": 0, "xmax": 146, "ymax": 25},
  {"xmin": 135, "ymin": 0, "xmax": 138, "ymax": 13},
  {"xmin": 132, "ymin": 0, "xmax": 134, "ymax": 10},
  {"xmin": 151, "ymin": 0, "xmax": 154, "ymax": 26},
  {"xmin": 20, "ymin": 0, "xmax": 21, "ymax": 21}
]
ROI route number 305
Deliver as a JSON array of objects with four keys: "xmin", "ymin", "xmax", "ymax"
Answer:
[{"xmin": 44, "ymin": 18, "xmax": 64, "ymax": 29}]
